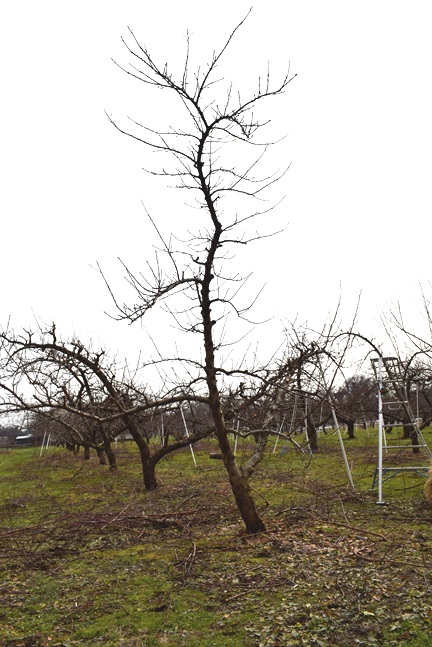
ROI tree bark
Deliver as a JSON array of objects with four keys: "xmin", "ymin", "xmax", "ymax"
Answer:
[
  {"xmin": 142, "ymin": 458, "xmax": 158, "ymax": 490},
  {"xmin": 306, "ymin": 417, "xmax": 319, "ymax": 452},
  {"xmin": 96, "ymin": 447, "xmax": 107, "ymax": 465},
  {"xmin": 217, "ymin": 426, "xmax": 265, "ymax": 534},
  {"xmin": 126, "ymin": 422, "xmax": 158, "ymax": 490},
  {"xmin": 101, "ymin": 435, "xmax": 117, "ymax": 471}
]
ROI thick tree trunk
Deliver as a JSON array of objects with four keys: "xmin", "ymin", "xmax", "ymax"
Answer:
[
  {"xmin": 105, "ymin": 445, "xmax": 118, "ymax": 471},
  {"xmin": 133, "ymin": 432, "xmax": 158, "ymax": 489},
  {"xmin": 306, "ymin": 417, "xmax": 319, "ymax": 452},
  {"xmin": 142, "ymin": 459, "xmax": 158, "ymax": 490},
  {"xmin": 102, "ymin": 437, "xmax": 117, "ymax": 471},
  {"xmin": 401, "ymin": 418, "xmax": 420, "ymax": 453},
  {"xmin": 203, "ymin": 330, "xmax": 265, "ymax": 532},
  {"xmin": 217, "ymin": 429, "xmax": 265, "ymax": 534},
  {"xmin": 402, "ymin": 421, "xmax": 410, "ymax": 438},
  {"xmin": 347, "ymin": 419, "xmax": 355, "ymax": 439},
  {"xmin": 96, "ymin": 447, "xmax": 107, "ymax": 465},
  {"xmin": 207, "ymin": 381, "xmax": 265, "ymax": 533},
  {"xmin": 83, "ymin": 445, "xmax": 90, "ymax": 460},
  {"xmin": 410, "ymin": 427, "xmax": 420, "ymax": 454}
]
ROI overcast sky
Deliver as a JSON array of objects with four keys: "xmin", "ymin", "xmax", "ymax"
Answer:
[{"xmin": 1, "ymin": 0, "xmax": 431, "ymax": 364}]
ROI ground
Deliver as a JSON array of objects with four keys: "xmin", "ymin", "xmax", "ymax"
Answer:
[{"xmin": 0, "ymin": 430, "xmax": 431, "ymax": 646}]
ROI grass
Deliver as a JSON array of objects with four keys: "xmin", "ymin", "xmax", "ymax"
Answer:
[{"xmin": 0, "ymin": 428, "xmax": 431, "ymax": 646}]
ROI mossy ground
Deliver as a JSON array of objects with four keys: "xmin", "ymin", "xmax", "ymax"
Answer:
[{"xmin": 1, "ymin": 428, "xmax": 431, "ymax": 646}]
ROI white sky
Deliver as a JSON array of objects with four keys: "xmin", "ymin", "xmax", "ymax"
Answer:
[{"xmin": 1, "ymin": 0, "xmax": 431, "ymax": 365}]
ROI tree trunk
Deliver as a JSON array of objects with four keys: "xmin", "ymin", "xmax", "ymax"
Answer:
[
  {"xmin": 198, "ymin": 157, "xmax": 265, "ymax": 534},
  {"xmin": 102, "ymin": 435, "xmax": 117, "ymax": 471},
  {"xmin": 243, "ymin": 432, "xmax": 269, "ymax": 479},
  {"xmin": 131, "ymin": 430, "xmax": 158, "ymax": 489},
  {"xmin": 203, "ymin": 324, "xmax": 265, "ymax": 533},
  {"xmin": 142, "ymin": 459, "xmax": 158, "ymax": 490},
  {"xmin": 306, "ymin": 417, "xmax": 319, "ymax": 452},
  {"xmin": 208, "ymin": 394, "xmax": 265, "ymax": 533},
  {"xmin": 402, "ymin": 421, "xmax": 410, "ymax": 438},
  {"xmin": 83, "ymin": 445, "xmax": 90, "ymax": 460},
  {"xmin": 96, "ymin": 447, "xmax": 107, "ymax": 465},
  {"xmin": 347, "ymin": 419, "xmax": 355, "ymax": 439},
  {"xmin": 218, "ymin": 430, "xmax": 265, "ymax": 534},
  {"xmin": 401, "ymin": 418, "xmax": 420, "ymax": 453},
  {"xmin": 410, "ymin": 427, "xmax": 420, "ymax": 454}
]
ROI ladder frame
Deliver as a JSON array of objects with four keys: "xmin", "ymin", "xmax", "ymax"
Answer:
[{"xmin": 371, "ymin": 356, "xmax": 431, "ymax": 504}]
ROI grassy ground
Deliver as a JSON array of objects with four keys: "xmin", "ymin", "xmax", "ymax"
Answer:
[{"xmin": 0, "ymin": 428, "xmax": 431, "ymax": 647}]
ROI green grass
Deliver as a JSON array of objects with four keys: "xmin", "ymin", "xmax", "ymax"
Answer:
[{"xmin": 0, "ymin": 430, "xmax": 431, "ymax": 646}]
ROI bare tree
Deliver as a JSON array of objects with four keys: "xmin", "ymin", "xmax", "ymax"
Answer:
[
  {"xmin": 332, "ymin": 375, "xmax": 376, "ymax": 438},
  {"xmin": 0, "ymin": 326, "xmax": 211, "ymax": 489},
  {"xmin": 100, "ymin": 13, "xmax": 298, "ymax": 533}
]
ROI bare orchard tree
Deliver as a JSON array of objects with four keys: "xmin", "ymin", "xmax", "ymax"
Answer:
[
  {"xmin": 332, "ymin": 375, "xmax": 376, "ymax": 439},
  {"xmin": 103, "ymin": 14, "xmax": 296, "ymax": 533},
  {"xmin": 386, "ymin": 291, "xmax": 432, "ymax": 496},
  {"xmin": 220, "ymin": 341, "xmax": 323, "ymax": 473},
  {"xmin": 0, "ymin": 326, "xmax": 210, "ymax": 489}
]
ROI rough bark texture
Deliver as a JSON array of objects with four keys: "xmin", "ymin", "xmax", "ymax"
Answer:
[
  {"xmin": 401, "ymin": 417, "xmax": 421, "ymax": 454},
  {"xmin": 96, "ymin": 448, "xmax": 107, "ymax": 465},
  {"xmin": 243, "ymin": 433, "xmax": 270, "ymax": 480},
  {"xmin": 347, "ymin": 420, "xmax": 355, "ymax": 439},
  {"xmin": 125, "ymin": 421, "xmax": 158, "ymax": 490},
  {"xmin": 306, "ymin": 417, "xmax": 319, "ymax": 453},
  {"xmin": 104, "ymin": 443, "xmax": 118, "ymax": 472}
]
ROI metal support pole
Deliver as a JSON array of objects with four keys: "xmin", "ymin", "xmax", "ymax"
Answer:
[
  {"xmin": 304, "ymin": 396, "xmax": 310, "ymax": 449},
  {"xmin": 233, "ymin": 419, "xmax": 239, "ymax": 457},
  {"xmin": 318, "ymin": 359, "xmax": 355, "ymax": 491},
  {"xmin": 377, "ymin": 357, "xmax": 385, "ymax": 504},
  {"xmin": 180, "ymin": 406, "xmax": 197, "ymax": 467},
  {"xmin": 39, "ymin": 431, "xmax": 47, "ymax": 457},
  {"xmin": 272, "ymin": 416, "xmax": 286, "ymax": 454},
  {"xmin": 160, "ymin": 413, "xmax": 165, "ymax": 445}
]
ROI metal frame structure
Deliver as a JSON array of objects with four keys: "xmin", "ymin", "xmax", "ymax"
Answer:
[{"xmin": 371, "ymin": 356, "xmax": 431, "ymax": 504}]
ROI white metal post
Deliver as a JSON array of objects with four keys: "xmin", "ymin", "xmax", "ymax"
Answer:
[
  {"xmin": 377, "ymin": 357, "xmax": 384, "ymax": 504},
  {"xmin": 160, "ymin": 413, "xmax": 165, "ymax": 445},
  {"xmin": 329, "ymin": 403, "xmax": 355, "ymax": 491},
  {"xmin": 272, "ymin": 425, "xmax": 280, "ymax": 453},
  {"xmin": 318, "ymin": 359, "xmax": 355, "ymax": 491},
  {"xmin": 39, "ymin": 431, "xmax": 47, "ymax": 457},
  {"xmin": 233, "ymin": 419, "xmax": 239, "ymax": 457},
  {"xmin": 272, "ymin": 416, "xmax": 286, "ymax": 454},
  {"xmin": 180, "ymin": 406, "xmax": 197, "ymax": 467}
]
